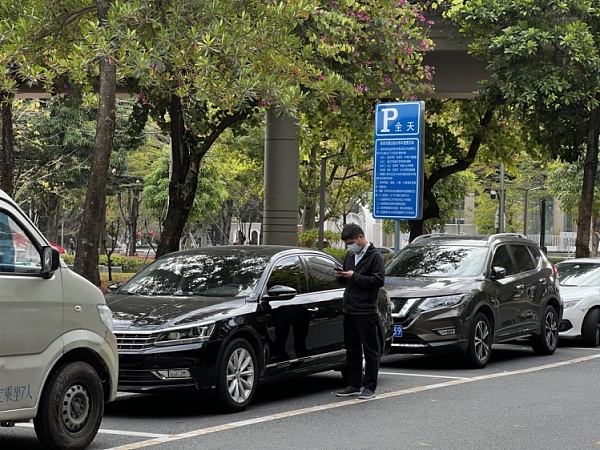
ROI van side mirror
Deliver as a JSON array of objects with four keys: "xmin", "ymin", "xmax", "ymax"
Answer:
[{"xmin": 41, "ymin": 246, "xmax": 60, "ymax": 279}]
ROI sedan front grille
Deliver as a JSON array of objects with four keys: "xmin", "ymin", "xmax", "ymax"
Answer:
[{"xmin": 114, "ymin": 332, "xmax": 160, "ymax": 351}]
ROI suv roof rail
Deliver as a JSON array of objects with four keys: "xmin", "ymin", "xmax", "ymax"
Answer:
[
  {"xmin": 411, "ymin": 234, "xmax": 433, "ymax": 243},
  {"xmin": 487, "ymin": 233, "xmax": 527, "ymax": 243}
]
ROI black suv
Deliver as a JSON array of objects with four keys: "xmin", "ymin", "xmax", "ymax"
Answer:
[{"xmin": 384, "ymin": 234, "xmax": 562, "ymax": 368}]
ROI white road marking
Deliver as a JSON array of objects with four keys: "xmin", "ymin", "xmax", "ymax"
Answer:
[
  {"xmin": 103, "ymin": 353, "xmax": 600, "ymax": 450},
  {"xmin": 15, "ymin": 422, "xmax": 167, "ymax": 438},
  {"xmin": 379, "ymin": 371, "xmax": 469, "ymax": 380}
]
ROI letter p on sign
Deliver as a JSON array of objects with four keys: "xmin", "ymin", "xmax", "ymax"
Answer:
[{"xmin": 380, "ymin": 108, "xmax": 398, "ymax": 133}]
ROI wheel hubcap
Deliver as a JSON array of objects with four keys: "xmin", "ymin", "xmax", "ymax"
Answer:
[
  {"xmin": 226, "ymin": 348, "xmax": 255, "ymax": 403},
  {"xmin": 62, "ymin": 384, "xmax": 90, "ymax": 431},
  {"xmin": 474, "ymin": 320, "xmax": 490, "ymax": 362},
  {"xmin": 545, "ymin": 311, "xmax": 558, "ymax": 348}
]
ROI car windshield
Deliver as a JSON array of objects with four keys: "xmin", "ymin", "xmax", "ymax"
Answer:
[
  {"xmin": 557, "ymin": 262, "xmax": 600, "ymax": 287},
  {"xmin": 385, "ymin": 244, "xmax": 488, "ymax": 277},
  {"xmin": 118, "ymin": 253, "xmax": 270, "ymax": 297}
]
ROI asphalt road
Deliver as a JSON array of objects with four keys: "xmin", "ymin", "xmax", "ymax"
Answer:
[{"xmin": 3, "ymin": 341, "xmax": 600, "ymax": 450}]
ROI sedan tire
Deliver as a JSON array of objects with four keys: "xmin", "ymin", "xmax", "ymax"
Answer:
[
  {"xmin": 216, "ymin": 338, "xmax": 258, "ymax": 413},
  {"xmin": 582, "ymin": 307, "xmax": 600, "ymax": 347},
  {"xmin": 465, "ymin": 312, "xmax": 492, "ymax": 369},
  {"xmin": 531, "ymin": 305, "xmax": 559, "ymax": 355}
]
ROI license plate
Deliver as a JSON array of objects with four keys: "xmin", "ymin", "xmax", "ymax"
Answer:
[{"xmin": 393, "ymin": 325, "xmax": 403, "ymax": 337}]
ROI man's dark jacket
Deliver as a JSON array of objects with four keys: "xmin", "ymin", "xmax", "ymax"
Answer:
[{"xmin": 338, "ymin": 243, "xmax": 385, "ymax": 315}]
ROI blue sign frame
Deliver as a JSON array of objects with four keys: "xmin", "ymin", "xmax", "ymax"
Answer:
[{"xmin": 373, "ymin": 101, "xmax": 425, "ymax": 220}]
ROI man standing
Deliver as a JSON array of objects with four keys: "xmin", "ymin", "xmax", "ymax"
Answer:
[{"xmin": 334, "ymin": 223, "xmax": 385, "ymax": 400}]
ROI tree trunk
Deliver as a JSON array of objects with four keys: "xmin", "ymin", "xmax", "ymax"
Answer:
[
  {"xmin": 156, "ymin": 95, "xmax": 200, "ymax": 258},
  {"xmin": 575, "ymin": 107, "xmax": 600, "ymax": 258},
  {"xmin": 408, "ymin": 220, "xmax": 424, "ymax": 242},
  {"xmin": 0, "ymin": 95, "xmax": 14, "ymax": 195},
  {"xmin": 43, "ymin": 192, "xmax": 60, "ymax": 242},
  {"xmin": 156, "ymin": 98, "xmax": 249, "ymax": 257},
  {"xmin": 74, "ymin": 0, "xmax": 116, "ymax": 286}
]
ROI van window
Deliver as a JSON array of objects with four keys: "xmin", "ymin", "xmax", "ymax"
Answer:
[{"xmin": 0, "ymin": 211, "xmax": 41, "ymax": 274}]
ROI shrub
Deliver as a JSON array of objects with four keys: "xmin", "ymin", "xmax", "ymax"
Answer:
[{"xmin": 60, "ymin": 253, "xmax": 150, "ymax": 273}]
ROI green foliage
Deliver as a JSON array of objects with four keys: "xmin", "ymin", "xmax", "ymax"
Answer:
[
  {"xmin": 61, "ymin": 253, "xmax": 148, "ymax": 273},
  {"xmin": 449, "ymin": 0, "xmax": 600, "ymax": 158},
  {"xmin": 298, "ymin": 228, "xmax": 341, "ymax": 248},
  {"xmin": 322, "ymin": 247, "xmax": 347, "ymax": 262},
  {"xmin": 547, "ymin": 157, "xmax": 600, "ymax": 220}
]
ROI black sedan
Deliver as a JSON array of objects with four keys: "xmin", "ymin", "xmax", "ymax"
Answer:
[{"xmin": 105, "ymin": 245, "xmax": 393, "ymax": 412}]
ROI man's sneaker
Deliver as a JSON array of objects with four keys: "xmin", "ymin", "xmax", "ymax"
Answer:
[
  {"xmin": 335, "ymin": 386, "xmax": 361, "ymax": 397},
  {"xmin": 358, "ymin": 388, "xmax": 376, "ymax": 400}
]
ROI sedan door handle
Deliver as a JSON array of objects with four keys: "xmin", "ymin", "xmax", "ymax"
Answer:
[{"xmin": 306, "ymin": 307, "xmax": 319, "ymax": 312}]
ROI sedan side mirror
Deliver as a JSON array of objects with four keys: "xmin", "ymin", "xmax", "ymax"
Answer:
[
  {"xmin": 107, "ymin": 283, "xmax": 123, "ymax": 292},
  {"xmin": 263, "ymin": 285, "xmax": 297, "ymax": 301},
  {"xmin": 490, "ymin": 266, "xmax": 507, "ymax": 280}
]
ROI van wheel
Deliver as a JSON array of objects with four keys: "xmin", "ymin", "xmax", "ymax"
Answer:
[
  {"xmin": 34, "ymin": 361, "xmax": 103, "ymax": 450},
  {"xmin": 582, "ymin": 308, "xmax": 600, "ymax": 347},
  {"xmin": 465, "ymin": 313, "xmax": 492, "ymax": 369},
  {"xmin": 531, "ymin": 305, "xmax": 559, "ymax": 355},
  {"xmin": 216, "ymin": 339, "xmax": 258, "ymax": 413}
]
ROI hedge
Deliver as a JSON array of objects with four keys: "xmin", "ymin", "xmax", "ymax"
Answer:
[{"xmin": 61, "ymin": 254, "xmax": 151, "ymax": 273}]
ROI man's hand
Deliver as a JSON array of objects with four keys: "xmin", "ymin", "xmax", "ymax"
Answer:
[{"xmin": 334, "ymin": 269, "xmax": 354, "ymax": 279}]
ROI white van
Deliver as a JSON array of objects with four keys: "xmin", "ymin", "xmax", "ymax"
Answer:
[{"xmin": 0, "ymin": 189, "xmax": 118, "ymax": 450}]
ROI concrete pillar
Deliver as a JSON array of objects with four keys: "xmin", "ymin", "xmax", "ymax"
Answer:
[{"xmin": 263, "ymin": 111, "xmax": 299, "ymax": 245}]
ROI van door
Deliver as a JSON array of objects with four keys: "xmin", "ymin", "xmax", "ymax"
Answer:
[{"xmin": 0, "ymin": 208, "xmax": 64, "ymax": 410}]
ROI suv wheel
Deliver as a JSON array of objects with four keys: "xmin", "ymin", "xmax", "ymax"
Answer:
[
  {"xmin": 465, "ymin": 312, "xmax": 492, "ymax": 369},
  {"xmin": 582, "ymin": 307, "xmax": 600, "ymax": 347},
  {"xmin": 531, "ymin": 305, "xmax": 559, "ymax": 355}
]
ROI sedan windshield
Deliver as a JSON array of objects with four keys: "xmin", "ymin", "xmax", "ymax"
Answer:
[
  {"xmin": 386, "ymin": 245, "xmax": 488, "ymax": 278},
  {"xmin": 557, "ymin": 263, "xmax": 600, "ymax": 287},
  {"xmin": 119, "ymin": 253, "xmax": 270, "ymax": 297}
]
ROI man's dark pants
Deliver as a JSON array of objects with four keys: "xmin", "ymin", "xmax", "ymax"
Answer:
[{"xmin": 343, "ymin": 313, "xmax": 380, "ymax": 391}]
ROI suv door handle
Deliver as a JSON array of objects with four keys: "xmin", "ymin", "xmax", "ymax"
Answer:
[
  {"xmin": 306, "ymin": 307, "xmax": 319, "ymax": 313},
  {"xmin": 538, "ymin": 278, "xmax": 547, "ymax": 285}
]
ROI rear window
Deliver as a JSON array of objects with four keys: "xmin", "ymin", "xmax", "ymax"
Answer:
[{"xmin": 386, "ymin": 244, "xmax": 488, "ymax": 277}]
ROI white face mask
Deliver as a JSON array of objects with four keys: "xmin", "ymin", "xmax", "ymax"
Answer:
[{"xmin": 347, "ymin": 243, "xmax": 361, "ymax": 254}]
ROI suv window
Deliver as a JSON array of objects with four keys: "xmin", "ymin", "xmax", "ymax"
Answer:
[
  {"xmin": 491, "ymin": 244, "xmax": 517, "ymax": 276},
  {"xmin": 510, "ymin": 244, "xmax": 536, "ymax": 272},
  {"xmin": 0, "ymin": 211, "xmax": 41, "ymax": 274},
  {"xmin": 303, "ymin": 254, "xmax": 340, "ymax": 292}
]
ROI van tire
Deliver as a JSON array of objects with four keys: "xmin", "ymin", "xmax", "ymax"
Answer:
[{"xmin": 34, "ymin": 361, "xmax": 104, "ymax": 450}]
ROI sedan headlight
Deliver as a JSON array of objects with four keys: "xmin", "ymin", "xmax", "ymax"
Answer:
[
  {"xmin": 563, "ymin": 299, "xmax": 582, "ymax": 309},
  {"xmin": 155, "ymin": 323, "xmax": 215, "ymax": 347},
  {"xmin": 418, "ymin": 294, "xmax": 465, "ymax": 311}
]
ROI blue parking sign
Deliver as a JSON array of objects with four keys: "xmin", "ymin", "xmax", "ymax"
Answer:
[{"xmin": 373, "ymin": 101, "xmax": 425, "ymax": 220}]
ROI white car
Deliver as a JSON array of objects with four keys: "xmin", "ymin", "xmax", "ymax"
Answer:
[{"xmin": 556, "ymin": 258, "xmax": 600, "ymax": 347}]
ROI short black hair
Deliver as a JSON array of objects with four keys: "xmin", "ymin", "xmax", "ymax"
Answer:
[{"xmin": 341, "ymin": 223, "xmax": 364, "ymax": 241}]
